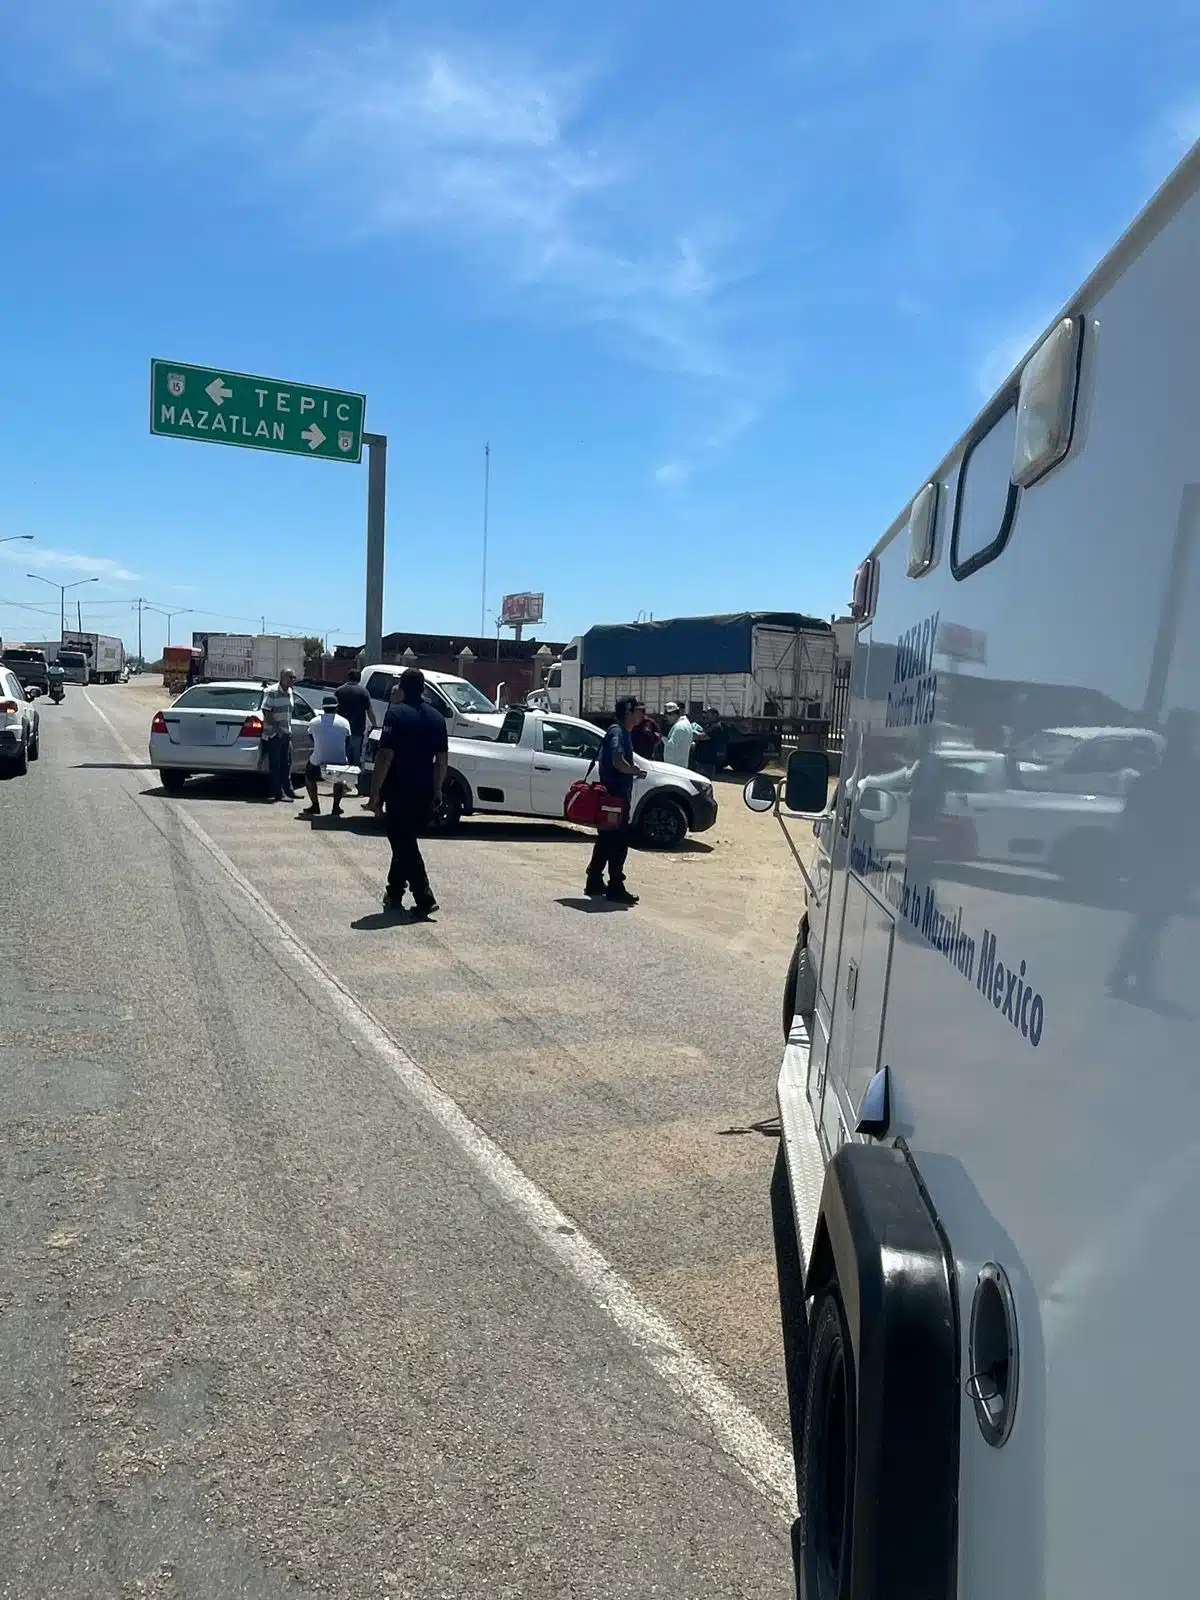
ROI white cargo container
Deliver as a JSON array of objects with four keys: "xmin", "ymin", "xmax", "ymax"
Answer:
[
  {"xmin": 193, "ymin": 632, "xmax": 305, "ymax": 683},
  {"xmin": 749, "ymin": 137, "xmax": 1200, "ymax": 1600},
  {"xmin": 61, "ymin": 632, "xmax": 125, "ymax": 683}
]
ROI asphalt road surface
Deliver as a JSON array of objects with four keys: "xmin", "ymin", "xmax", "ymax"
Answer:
[{"xmin": 1, "ymin": 685, "xmax": 799, "ymax": 1599}]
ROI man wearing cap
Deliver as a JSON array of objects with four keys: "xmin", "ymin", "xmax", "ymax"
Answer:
[
  {"xmin": 301, "ymin": 695, "xmax": 353, "ymax": 818},
  {"xmin": 260, "ymin": 667, "xmax": 297, "ymax": 803},
  {"xmin": 663, "ymin": 702, "xmax": 701, "ymax": 769},
  {"xmin": 586, "ymin": 695, "xmax": 646, "ymax": 905}
]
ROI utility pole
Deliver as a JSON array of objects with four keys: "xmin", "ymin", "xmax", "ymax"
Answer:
[
  {"xmin": 480, "ymin": 442, "xmax": 490, "ymax": 639},
  {"xmin": 132, "ymin": 598, "xmax": 151, "ymax": 663}
]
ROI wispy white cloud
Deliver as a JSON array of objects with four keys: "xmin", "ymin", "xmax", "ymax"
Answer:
[
  {"xmin": 2, "ymin": 543, "xmax": 139, "ymax": 582},
  {"xmin": 652, "ymin": 397, "xmax": 764, "ymax": 490},
  {"xmin": 974, "ymin": 309, "xmax": 1057, "ymax": 398},
  {"xmin": 20, "ymin": 9, "xmax": 755, "ymax": 387}
]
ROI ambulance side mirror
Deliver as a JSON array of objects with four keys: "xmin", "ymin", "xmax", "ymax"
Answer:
[{"xmin": 784, "ymin": 749, "xmax": 830, "ymax": 814}]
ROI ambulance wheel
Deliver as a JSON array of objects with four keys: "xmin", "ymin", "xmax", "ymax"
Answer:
[
  {"xmin": 800, "ymin": 1284, "xmax": 857, "ymax": 1600},
  {"xmin": 783, "ymin": 942, "xmax": 817, "ymax": 1041}
]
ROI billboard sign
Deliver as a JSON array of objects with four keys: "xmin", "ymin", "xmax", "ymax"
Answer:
[{"xmin": 501, "ymin": 592, "xmax": 545, "ymax": 625}]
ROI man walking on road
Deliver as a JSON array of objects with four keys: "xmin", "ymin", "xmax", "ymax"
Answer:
[
  {"xmin": 334, "ymin": 667, "xmax": 376, "ymax": 767},
  {"xmin": 586, "ymin": 695, "xmax": 645, "ymax": 906},
  {"xmin": 261, "ymin": 668, "xmax": 297, "ymax": 803},
  {"xmin": 301, "ymin": 696, "xmax": 353, "ymax": 819},
  {"xmin": 366, "ymin": 667, "xmax": 446, "ymax": 917}
]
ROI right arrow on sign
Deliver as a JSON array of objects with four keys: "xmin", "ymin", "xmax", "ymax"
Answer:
[{"xmin": 301, "ymin": 423, "xmax": 326, "ymax": 450}]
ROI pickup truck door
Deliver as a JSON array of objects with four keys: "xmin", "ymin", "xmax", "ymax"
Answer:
[
  {"xmin": 531, "ymin": 719, "xmax": 604, "ymax": 815},
  {"xmin": 456, "ymin": 711, "xmax": 534, "ymax": 813}
]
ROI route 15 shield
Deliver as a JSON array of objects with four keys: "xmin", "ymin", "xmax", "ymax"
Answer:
[
  {"xmin": 338, "ymin": 431, "xmax": 353, "ymax": 452},
  {"xmin": 167, "ymin": 372, "xmax": 186, "ymax": 397}
]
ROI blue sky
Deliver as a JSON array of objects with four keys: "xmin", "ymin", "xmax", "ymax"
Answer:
[{"xmin": 1, "ymin": 1, "xmax": 1198, "ymax": 663}]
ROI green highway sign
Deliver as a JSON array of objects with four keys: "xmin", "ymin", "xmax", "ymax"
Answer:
[{"xmin": 150, "ymin": 360, "xmax": 365, "ymax": 463}]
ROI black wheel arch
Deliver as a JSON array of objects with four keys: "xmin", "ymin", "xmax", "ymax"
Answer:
[
  {"xmin": 446, "ymin": 766, "xmax": 473, "ymax": 814},
  {"xmin": 803, "ymin": 1141, "xmax": 960, "ymax": 1599},
  {"xmin": 632, "ymin": 785, "xmax": 694, "ymax": 830}
]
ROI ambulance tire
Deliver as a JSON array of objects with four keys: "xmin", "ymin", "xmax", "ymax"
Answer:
[
  {"xmin": 799, "ymin": 1284, "xmax": 856, "ymax": 1600},
  {"xmin": 783, "ymin": 941, "xmax": 817, "ymax": 1042}
]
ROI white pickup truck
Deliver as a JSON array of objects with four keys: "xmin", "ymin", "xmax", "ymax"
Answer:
[{"xmin": 361, "ymin": 706, "xmax": 719, "ymax": 848}]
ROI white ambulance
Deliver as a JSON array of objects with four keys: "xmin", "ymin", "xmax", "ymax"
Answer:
[{"xmin": 750, "ymin": 140, "xmax": 1200, "ymax": 1597}]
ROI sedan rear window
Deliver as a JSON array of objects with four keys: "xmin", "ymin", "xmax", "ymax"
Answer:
[{"xmin": 172, "ymin": 686, "xmax": 263, "ymax": 711}]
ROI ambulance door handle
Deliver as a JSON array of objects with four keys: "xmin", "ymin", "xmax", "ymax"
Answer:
[{"xmin": 846, "ymin": 960, "xmax": 859, "ymax": 1008}]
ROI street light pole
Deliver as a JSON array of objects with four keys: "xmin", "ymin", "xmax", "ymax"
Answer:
[
  {"xmin": 147, "ymin": 606, "xmax": 193, "ymax": 646},
  {"xmin": 0, "ymin": 533, "xmax": 33, "ymax": 545},
  {"xmin": 26, "ymin": 573, "xmax": 98, "ymax": 635}
]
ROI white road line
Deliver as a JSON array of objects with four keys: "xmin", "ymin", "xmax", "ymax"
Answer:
[{"xmin": 83, "ymin": 691, "xmax": 799, "ymax": 1519}]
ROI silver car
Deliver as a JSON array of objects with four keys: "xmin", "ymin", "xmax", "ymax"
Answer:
[{"xmin": 148, "ymin": 680, "xmax": 315, "ymax": 792}]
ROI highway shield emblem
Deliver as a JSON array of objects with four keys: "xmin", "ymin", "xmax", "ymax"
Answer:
[
  {"xmin": 338, "ymin": 430, "xmax": 353, "ymax": 452},
  {"xmin": 167, "ymin": 372, "xmax": 186, "ymax": 397}
]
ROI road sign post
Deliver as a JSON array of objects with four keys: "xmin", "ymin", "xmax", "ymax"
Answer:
[
  {"xmin": 364, "ymin": 433, "xmax": 387, "ymax": 666},
  {"xmin": 150, "ymin": 360, "xmax": 365, "ymax": 463},
  {"xmin": 150, "ymin": 358, "xmax": 383, "ymax": 665}
]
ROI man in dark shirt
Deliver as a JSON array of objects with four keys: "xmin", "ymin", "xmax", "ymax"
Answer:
[
  {"xmin": 630, "ymin": 711, "xmax": 662, "ymax": 762},
  {"xmin": 366, "ymin": 668, "xmax": 448, "ymax": 917},
  {"xmin": 334, "ymin": 667, "xmax": 376, "ymax": 767},
  {"xmin": 586, "ymin": 696, "xmax": 646, "ymax": 905}
]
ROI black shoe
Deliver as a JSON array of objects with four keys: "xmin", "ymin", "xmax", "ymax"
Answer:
[
  {"xmin": 283, "ymin": 790, "xmax": 297, "ymax": 801},
  {"xmin": 411, "ymin": 897, "xmax": 439, "ymax": 919},
  {"xmin": 331, "ymin": 803, "xmax": 343, "ymax": 817},
  {"xmin": 300, "ymin": 803, "xmax": 320, "ymax": 817},
  {"xmin": 382, "ymin": 889, "xmax": 405, "ymax": 913},
  {"xmin": 606, "ymin": 885, "xmax": 639, "ymax": 906},
  {"xmin": 584, "ymin": 877, "xmax": 606, "ymax": 898}
]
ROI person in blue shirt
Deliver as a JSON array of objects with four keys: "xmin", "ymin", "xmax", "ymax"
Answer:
[
  {"xmin": 586, "ymin": 695, "xmax": 646, "ymax": 905},
  {"xmin": 365, "ymin": 667, "xmax": 448, "ymax": 917}
]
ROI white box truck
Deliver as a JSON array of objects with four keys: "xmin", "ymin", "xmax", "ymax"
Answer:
[
  {"xmin": 61, "ymin": 631, "xmax": 125, "ymax": 683},
  {"xmin": 540, "ymin": 612, "xmax": 836, "ymax": 772},
  {"xmin": 748, "ymin": 140, "xmax": 1200, "ymax": 1599},
  {"xmin": 192, "ymin": 632, "xmax": 305, "ymax": 683}
]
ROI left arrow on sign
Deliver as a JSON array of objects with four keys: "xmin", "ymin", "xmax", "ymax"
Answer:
[
  {"xmin": 301, "ymin": 423, "xmax": 326, "ymax": 450},
  {"xmin": 205, "ymin": 377, "xmax": 233, "ymax": 406}
]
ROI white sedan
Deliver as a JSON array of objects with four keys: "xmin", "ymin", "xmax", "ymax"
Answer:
[
  {"xmin": 148, "ymin": 680, "xmax": 316, "ymax": 791},
  {"xmin": 361, "ymin": 707, "xmax": 718, "ymax": 848}
]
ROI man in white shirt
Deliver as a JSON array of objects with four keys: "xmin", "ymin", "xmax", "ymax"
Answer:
[
  {"xmin": 301, "ymin": 695, "xmax": 353, "ymax": 818},
  {"xmin": 663, "ymin": 702, "xmax": 700, "ymax": 769}
]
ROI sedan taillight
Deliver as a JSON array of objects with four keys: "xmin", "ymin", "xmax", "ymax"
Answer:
[
  {"xmin": 151, "ymin": 711, "xmax": 168, "ymax": 734},
  {"xmin": 240, "ymin": 714, "xmax": 263, "ymax": 738}
]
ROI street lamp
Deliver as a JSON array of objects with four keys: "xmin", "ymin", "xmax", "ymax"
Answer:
[
  {"xmin": 147, "ymin": 605, "xmax": 193, "ymax": 646},
  {"xmin": 27, "ymin": 573, "xmax": 97, "ymax": 634},
  {"xmin": 1, "ymin": 533, "xmax": 33, "ymax": 545}
]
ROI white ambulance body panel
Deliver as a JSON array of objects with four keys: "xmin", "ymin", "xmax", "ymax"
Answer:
[{"xmin": 784, "ymin": 145, "xmax": 1200, "ymax": 1597}]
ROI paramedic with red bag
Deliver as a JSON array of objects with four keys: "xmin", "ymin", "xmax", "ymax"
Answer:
[{"xmin": 585, "ymin": 696, "xmax": 646, "ymax": 905}]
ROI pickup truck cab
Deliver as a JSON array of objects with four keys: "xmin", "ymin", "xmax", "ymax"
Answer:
[
  {"xmin": 360, "ymin": 663, "xmax": 506, "ymax": 742},
  {"xmin": 362, "ymin": 707, "xmax": 719, "ymax": 848},
  {"xmin": 1, "ymin": 647, "xmax": 50, "ymax": 695}
]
